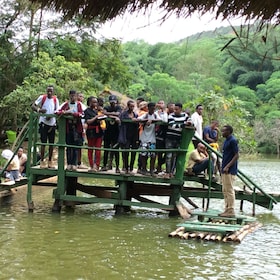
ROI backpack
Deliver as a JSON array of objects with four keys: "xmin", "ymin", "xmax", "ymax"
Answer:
[{"xmin": 41, "ymin": 94, "xmax": 58, "ymax": 110}]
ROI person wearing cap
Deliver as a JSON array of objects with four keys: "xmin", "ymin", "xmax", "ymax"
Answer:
[{"xmin": 101, "ymin": 95, "xmax": 122, "ymax": 172}]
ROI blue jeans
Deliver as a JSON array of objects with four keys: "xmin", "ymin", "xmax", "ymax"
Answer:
[{"xmin": 192, "ymin": 159, "xmax": 213, "ymax": 175}]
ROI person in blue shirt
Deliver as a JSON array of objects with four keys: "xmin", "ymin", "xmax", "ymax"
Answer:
[{"xmin": 219, "ymin": 125, "xmax": 239, "ymax": 217}]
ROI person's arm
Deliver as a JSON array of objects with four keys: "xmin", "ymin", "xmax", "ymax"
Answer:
[
  {"xmin": 31, "ymin": 96, "xmax": 46, "ymax": 113},
  {"xmin": 223, "ymin": 152, "xmax": 239, "ymax": 174},
  {"xmin": 204, "ymin": 132, "xmax": 215, "ymax": 143}
]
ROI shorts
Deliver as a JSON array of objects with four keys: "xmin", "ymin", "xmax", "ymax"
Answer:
[
  {"xmin": 39, "ymin": 123, "xmax": 56, "ymax": 143},
  {"xmin": 140, "ymin": 142, "xmax": 156, "ymax": 158}
]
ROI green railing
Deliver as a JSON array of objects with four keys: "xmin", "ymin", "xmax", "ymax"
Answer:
[{"xmin": 194, "ymin": 135, "xmax": 278, "ymax": 212}]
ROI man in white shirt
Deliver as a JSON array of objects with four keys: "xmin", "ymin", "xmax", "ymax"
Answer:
[
  {"xmin": 191, "ymin": 104, "xmax": 203, "ymax": 148},
  {"xmin": 32, "ymin": 85, "xmax": 59, "ymax": 168}
]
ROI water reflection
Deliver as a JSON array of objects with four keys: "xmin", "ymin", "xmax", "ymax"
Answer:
[{"xmin": 0, "ymin": 160, "xmax": 279, "ymax": 279}]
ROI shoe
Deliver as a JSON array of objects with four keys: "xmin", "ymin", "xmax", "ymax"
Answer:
[
  {"xmin": 66, "ymin": 165, "xmax": 72, "ymax": 170},
  {"xmin": 88, "ymin": 167, "xmax": 94, "ymax": 172},
  {"xmin": 137, "ymin": 168, "xmax": 142, "ymax": 174},
  {"xmin": 163, "ymin": 173, "xmax": 171, "ymax": 179},
  {"xmin": 78, "ymin": 164, "xmax": 88, "ymax": 169},
  {"xmin": 115, "ymin": 167, "xmax": 120, "ymax": 173},
  {"xmin": 72, "ymin": 165, "xmax": 78, "ymax": 171},
  {"xmin": 219, "ymin": 210, "xmax": 235, "ymax": 217},
  {"xmin": 48, "ymin": 160, "xmax": 55, "ymax": 169},
  {"xmin": 40, "ymin": 160, "xmax": 48, "ymax": 169},
  {"xmin": 107, "ymin": 164, "xmax": 112, "ymax": 170},
  {"xmin": 4, "ymin": 180, "xmax": 15, "ymax": 185},
  {"xmin": 139, "ymin": 169, "xmax": 149, "ymax": 176},
  {"xmin": 100, "ymin": 166, "xmax": 108, "ymax": 171},
  {"xmin": 211, "ymin": 176, "xmax": 218, "ymax": 183},
  {"xmin": 185, "ymin": 168, "xmax": 195, "ymax": 176}
]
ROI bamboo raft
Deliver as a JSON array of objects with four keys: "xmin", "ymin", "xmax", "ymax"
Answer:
[{"xmin": 168, "ymin": 209, "xmax": 262, "ymax": 243}]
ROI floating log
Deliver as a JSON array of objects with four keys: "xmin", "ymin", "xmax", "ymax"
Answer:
[
  {"xmin": 234, "ymin": 223, "xmax": 262, "ymax": 243},
  {"xmin": 168, "ymin": 226, "xmax": 185, "ymax": 237},
  {"xmin": 188, "ymin": 232, "xmax": 198, "ymax": 239},
  {"xmin": 168, "ymin": 210, "xmax": 261, "ymax": 243},
  {"xmin": 182, "ymin": 232, "xmax": 189, "ymax": 239},
  {"xmin": 204, "ymin": 233, "xmax": 212, "ymax": 241}
]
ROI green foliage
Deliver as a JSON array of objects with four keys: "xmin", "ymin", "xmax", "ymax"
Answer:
[{"xmin": 0, "ymin": 52, "xmax": 91, "ymax": 127}]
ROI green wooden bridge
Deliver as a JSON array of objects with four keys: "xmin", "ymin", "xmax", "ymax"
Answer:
[{"xmin": 1, "ymin": 112, "xmax": 279, "ymax": 216}]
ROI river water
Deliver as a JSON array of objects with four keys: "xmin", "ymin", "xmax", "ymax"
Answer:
[{"xmin": 0, "ymin": 159, "xmax": 279, "ymax": 280}]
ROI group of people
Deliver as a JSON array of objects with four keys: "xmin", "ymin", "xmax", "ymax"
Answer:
[{"xmin": 31, "ymin": 85, "xmax": 239, "ymax": 217}]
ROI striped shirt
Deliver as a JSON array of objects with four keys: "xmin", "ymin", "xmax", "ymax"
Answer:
[{"xmin": 166, "ymin": 112, "xmax": 190, "ymax": 140}]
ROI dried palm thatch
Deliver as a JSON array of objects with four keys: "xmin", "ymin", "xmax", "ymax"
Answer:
[{"xmin": 31, "ymin": 0, "xmax": 280, "ymax": 24}]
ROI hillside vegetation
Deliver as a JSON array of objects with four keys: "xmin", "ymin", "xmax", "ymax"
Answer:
[{"xmin": 0, "ymin": 1, "xmax": 279, "ymax": 155}]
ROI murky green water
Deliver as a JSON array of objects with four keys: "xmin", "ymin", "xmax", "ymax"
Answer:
[{"xmin": 0, "ymin": 160, "xmax": 279, "ymax": 280}]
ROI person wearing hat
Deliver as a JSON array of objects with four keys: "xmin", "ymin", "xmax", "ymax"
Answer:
[{"xmin": 101, "ymin": 95, "xmax": 122, "ymax": 172}]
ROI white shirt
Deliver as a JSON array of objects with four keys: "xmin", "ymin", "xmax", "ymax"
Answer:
[
  {"xmin": 191, "ymin": 111, "xmax": 203, "ymax": 139},
  {"xmin": 138, "ymin": 113, "xmax": 159, "ymax": 143},
  {"xmin": 35, "ymin": 95, "xmax": 59, "ymax": 126}
]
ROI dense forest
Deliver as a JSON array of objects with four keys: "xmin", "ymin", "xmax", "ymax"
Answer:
[{"xmin": 1, "ymin": 0, "xmax": 280, "ymax": 156}]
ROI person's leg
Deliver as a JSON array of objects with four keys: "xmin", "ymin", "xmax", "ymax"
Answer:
[
  {"xmin": 47, "ymin": 126, "xmax": 56, "ymax": 168},
  {"xmin": 48, "ymin": 126, "xmax": 56, "ymax": 161},
  {"xmin": 94, "ymin": 136, "xmax": 103, "ymax": 169},
  {"xmin": 102, "ymin": 135, "xmax": 110, "ymax": 168},
  {"xmin": 220, "ymin": 173, "xmax": 236, "ymax": 216},
  {"xmin": 156, "ymin": 140, "xmax": 165, "ymax": 172},
  {"xmin": 39, "ymin": 124, "xmax": 48, "ymax": 168},
  {"xmin": 119, "ymin": 143, "xmax": 128, "ymax": 172},
  {"xmin": 165, "ymin": 139, "xmax": 173, "ymax": 175},
  {"xmin": 87, "ymin": 137, "xmax": 94, "ymax": 168},
  {"xmin": 192, "ymin": 159, "xmax": 210, "ymax": 174},
  {"xmin": 129, "ymin": 140, "xmax": 138, "ymax": 172},
  {"xmin": 113, "ymin": 142, "xmax": 120, "ymax": 170}
]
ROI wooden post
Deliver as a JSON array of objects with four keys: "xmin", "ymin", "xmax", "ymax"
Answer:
[
  {"xmin": 52, "ymin": 115, "xmax": 66, "ymax": 212},
  {"xmin": 169, "ymin": 127, "xmax": 194, "ymax": 216},
  {"xmin": 115, "ymin": 181, "xmax": 127, "ymax": 214},
  {"xmin": 26, "ymin": 113, "xmax": 36, "ymax": 212}
]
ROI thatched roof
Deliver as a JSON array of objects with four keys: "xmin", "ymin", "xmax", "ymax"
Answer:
[{"xmin": 32, "ymin": 0, "xmax": 280, "ymax": 24}]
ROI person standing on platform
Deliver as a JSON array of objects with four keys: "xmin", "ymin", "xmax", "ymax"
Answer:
[
  {"xmin": 155, "ymin": 100, "xmax": 168, "ymax": 174},
  {"xmin": 164, "ymin": 103, "xmax": 192, "ymax": 178},
  {"xmin": 32, "ymin": 85, "xmax": 59, "ymax": 169},
  {"xmin": 77, "ymin": 92, "xmax": 88, "ymax": 169},
  {"xmin": 101, "ymin": 95, "xmax": 122, "ymax": 173},
  {"xmin": 137, "ymin": 102, "xmax": 161, "ymax": 176},
  {"xmin": 118, "ymin": 100, "xmax": 139, "ymax": 174},
  {"xmin": 219, "ymin": 125, "xmax": 239, "ymax": 217},
  {"xmin": 191, "ymin": 104, "xmax": 203, "ymax": 148},
  {"xmin": 84, "ymin": 96, "xmax": 105, "ymax": 172},
  {"xmin": 57, "ymin": 90, "xmax": 83, "ymax": 171}
]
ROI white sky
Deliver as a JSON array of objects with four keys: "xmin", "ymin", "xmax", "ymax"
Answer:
[{"xmin": 97, "ymin": 9, "xmax": 245, "ymax": 44}]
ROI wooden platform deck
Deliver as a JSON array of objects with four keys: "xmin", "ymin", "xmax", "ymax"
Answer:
[{"xmin": 169, "ymin": 209, "xmax": 261, "ymax": 243}]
